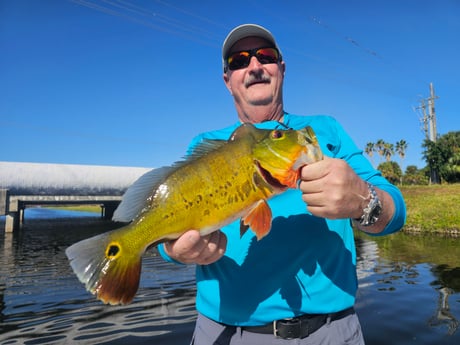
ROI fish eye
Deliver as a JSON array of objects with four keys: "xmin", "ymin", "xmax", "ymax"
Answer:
[{"xmin": 271, "ymin": 130, "xmax": 284, "ymax": 139}]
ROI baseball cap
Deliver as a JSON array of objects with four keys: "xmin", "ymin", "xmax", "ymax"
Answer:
[{"xmin": 222, "ymin": 24, "xmax": 281, "ymax": 67}]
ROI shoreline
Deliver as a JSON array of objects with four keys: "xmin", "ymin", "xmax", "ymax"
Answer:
[
  {"xmin": 400, "ymin": 183, "xmax": 460, "ymax": 235},
  {"xmin": 402, "ymin": 226, "xmax": 460, "ymax": 237},
  {"xmin": 2, "ymin": 184, "xmax": 459, "ymax": 236}
]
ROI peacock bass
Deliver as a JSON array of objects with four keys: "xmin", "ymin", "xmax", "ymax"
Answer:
[{"xmin": 65, "ymin": 123, "xmax": 323, "ymax": 305}]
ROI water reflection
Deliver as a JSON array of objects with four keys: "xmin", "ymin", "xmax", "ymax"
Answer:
[
  {"xmin": 1, "ymin": 211, "xmax": 460, "ymax": 345},
  {"xmin": 355, "ymin": 231, "xmax": 460, "ymax": 344},
  {"xmin": 429, "ymin": 265, "xmax": 460, "ymax": 335},
  {"xmin": 0, "ymin": 209, "xmax": 196, "ymax": 345}
]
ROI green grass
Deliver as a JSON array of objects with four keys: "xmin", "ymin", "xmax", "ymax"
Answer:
[
  {"xmin": 400, "ymin": 184, "xmax": 460, "ymax": 234},
  {"xmin": 44, "ymin": 205, "xmax": 101, "ymax": 213}
]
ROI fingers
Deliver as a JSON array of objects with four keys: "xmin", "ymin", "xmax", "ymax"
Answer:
[
  {"xmin": 300, "ymin": 157, "xmax": 329, "ymax": 182},
  {"xmin": 298, "ymin": 157, "xmax": 365, "ymax": 219},
  {"xmin": 298, "ymin": 159, "xmax": 329, "ymax": 205},
  {"xmin": 163, "ymin": 230, "xmax": 227, "ymax": 265},
  {"xmin": 198, "ymin": 231, "xmax": 227, "ymax": 265}
]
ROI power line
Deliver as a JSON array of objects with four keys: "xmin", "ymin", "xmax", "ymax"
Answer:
[
  {"xmin": 70, "ymin": 0, "xmax": 221, "ymax": 47},
  {"xmin": 309, "ymin": 16, "xmax": 381, "ymax": 59}
]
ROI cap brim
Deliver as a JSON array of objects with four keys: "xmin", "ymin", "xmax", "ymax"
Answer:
[{"xmin": 222, "ymin": 24, "xmax": 278, "ymax": 61}]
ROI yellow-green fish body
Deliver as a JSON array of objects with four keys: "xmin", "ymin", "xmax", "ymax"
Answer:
[{"xmin": 66, "ymin": 123, "xmax": 323, "ymax": 305}]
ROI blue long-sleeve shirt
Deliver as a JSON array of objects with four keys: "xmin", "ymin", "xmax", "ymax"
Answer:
[{"xmin": 159, "ymin": 113, "xmax": 406, "ymax": 326}]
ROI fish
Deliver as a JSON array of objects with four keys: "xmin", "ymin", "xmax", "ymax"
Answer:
[{"xmin": 65, "ymin": 123, "xmax": 323, "ymax": 305}]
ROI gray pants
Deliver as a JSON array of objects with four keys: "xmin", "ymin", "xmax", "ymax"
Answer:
[{"xmin": 190, "ymin": 313, "xmax": 365, "ymax": 345}]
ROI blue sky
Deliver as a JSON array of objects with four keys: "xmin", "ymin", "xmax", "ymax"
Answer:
[{"xmin": 1, "ymin": 0, "xmax": 459, "ymax": 170}]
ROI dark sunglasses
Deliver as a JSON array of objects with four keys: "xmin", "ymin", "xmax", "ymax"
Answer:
[{"xmin": 224, "ymin": 47, "xmax": 281, "ymax": 72}]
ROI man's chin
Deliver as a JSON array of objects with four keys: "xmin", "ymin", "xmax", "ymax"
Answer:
[
  {"xmin": 249, "ymin": 98, "xmax": 272, "ymax": 106},
  {"xmin": 246, "ymin": 89, "xmax": 273, "ymax": 105}
]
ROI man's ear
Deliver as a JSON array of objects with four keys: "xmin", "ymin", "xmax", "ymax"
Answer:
[{"xmin": 223, "ymin": 73, "xmax": 233, "ymax": 95}]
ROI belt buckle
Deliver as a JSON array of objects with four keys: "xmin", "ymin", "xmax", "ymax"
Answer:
[
  {"xmin": 273, "ymin": 318, "xmax": 302, "ymax": 339},
  {"xmin": 273, "ymin": 320, "xmax": 280, "ymax": 338}
]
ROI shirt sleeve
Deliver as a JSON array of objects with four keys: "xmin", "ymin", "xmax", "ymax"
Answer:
[
  {"xmin": 324, "ymin": 116, "xmax": 406, "ymax": 236},
  {"xmin": 157, "ymin": 243, "xmax": 186, "ymax": 265}
]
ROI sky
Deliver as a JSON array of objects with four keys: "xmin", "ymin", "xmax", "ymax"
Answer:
[{"xmin": 1, "ymin": 0, "xmax": 459, "ymax": 171}]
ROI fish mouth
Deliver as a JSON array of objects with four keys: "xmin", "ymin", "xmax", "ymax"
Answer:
[{"xmin": 255, "ymin": 160, "xmax": 287, "ymax": 190}]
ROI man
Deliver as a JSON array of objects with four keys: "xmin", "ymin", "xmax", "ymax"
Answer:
[{"xmin": 158, "ymin": 24, "xmax": 406, "ymax": 344}]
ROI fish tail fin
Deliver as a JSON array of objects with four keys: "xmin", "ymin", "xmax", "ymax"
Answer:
[{"xmin": 65, "ymin": 228, "xmax": 142, "ymax": 305}]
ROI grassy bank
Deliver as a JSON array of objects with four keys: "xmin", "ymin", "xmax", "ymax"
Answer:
[
  {"xmin": 44, "ymin": 205, "xmax": 101, "ymax": 213},
  {"xmin": 400, "ymin": 184, "xmax": 460, "ymax": 235}
]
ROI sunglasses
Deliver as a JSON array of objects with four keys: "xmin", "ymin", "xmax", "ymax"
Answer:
[{"xmin": 224, "ymin": 47, "xmax": 281, "ymax": 72}]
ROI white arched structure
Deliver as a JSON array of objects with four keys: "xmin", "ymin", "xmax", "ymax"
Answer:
[{"xmin": 0, "ymin": 161, "xmax": 151, "ymax": 232}]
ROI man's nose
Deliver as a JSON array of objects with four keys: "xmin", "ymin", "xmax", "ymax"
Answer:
[{"xmin": 247, "ymin": 55, "xmax": 263, "ymax": 71}]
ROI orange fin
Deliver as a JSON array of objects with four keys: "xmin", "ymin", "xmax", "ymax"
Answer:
[
  {"xmin": 65, "ymin": 229, "xmax": 142, "ymax": 305},
  {"xmin": 241, "ymin": 200, "xmax": 273, "ymax": 240}
]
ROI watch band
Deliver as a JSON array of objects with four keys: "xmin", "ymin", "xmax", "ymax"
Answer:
[{"xmin": 353, "ymin": 182, "xmax": 382, "ymax": 226}]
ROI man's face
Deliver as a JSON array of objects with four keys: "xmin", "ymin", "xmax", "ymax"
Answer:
[{"xmin": 223, "ymin": 37, "xmax": 285, "ymax": 121}]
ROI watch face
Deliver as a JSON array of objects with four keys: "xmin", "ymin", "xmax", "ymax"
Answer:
[{"xmin": 371, "ymin": 203, "xmax": 382, "ymax": 219}]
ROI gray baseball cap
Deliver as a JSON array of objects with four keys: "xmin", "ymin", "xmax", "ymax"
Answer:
[{"xmin": 222, "ymin": 24, "xmax": 281, "ymax": 68}]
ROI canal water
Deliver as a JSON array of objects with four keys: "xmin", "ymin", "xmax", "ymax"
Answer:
[{"xmin": 1, "ymin": 209, "xmax": 459, "ymax": 344}]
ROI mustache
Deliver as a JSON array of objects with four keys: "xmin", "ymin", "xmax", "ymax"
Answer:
[{"xmin": 244, "ymin": 74, "xmax": 271, "ymax": 87}]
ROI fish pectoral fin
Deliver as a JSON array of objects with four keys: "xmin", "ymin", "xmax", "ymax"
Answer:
[{"xmin": 242, "ymin": 200, "xmax": 272, "ymax": 240}]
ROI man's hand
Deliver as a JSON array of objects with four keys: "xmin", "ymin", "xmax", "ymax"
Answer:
[
  {"xmin": 299, "ymin": 156, "xmax": 394, "ymax": 234},
  {"xmin": 299, "ymin": 157, "xmax": 368, "ymax": 220},
  {"xmin": 163, "ymin": 230, "xmax": 227, "ymax": 265}
]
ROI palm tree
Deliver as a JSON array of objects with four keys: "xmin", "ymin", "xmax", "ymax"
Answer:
[
  {"xmin": 375, "ymin": 139, "xmax": 385, "ymax": 163},
  {"xmin": 365, "ymin": 142, "xmax": 375, "ymax": 166},
  {"xmin": 383, "ymin": 142, "xmax": 394, "ymax": 162},
  {"xmin": 395, "ymin": 140, "xmax": 408, "ymax": 185},
  {"xmin": 395, "ymin": 140, "xmax": 408, "ymax": 170}
]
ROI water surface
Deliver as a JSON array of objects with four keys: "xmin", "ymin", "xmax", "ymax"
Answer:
[{"xmin": 1, "ymin": 209, "xmax": 459, "ymax": 344}]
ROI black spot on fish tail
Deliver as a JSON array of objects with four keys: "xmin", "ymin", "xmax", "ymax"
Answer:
[
  {"xmin": 106, "ymin": 242, "xmax": 121, "ymax": 259},
  {"xmin": 108, "ymin": 245, "xmax": 119, "ymax": 257}
]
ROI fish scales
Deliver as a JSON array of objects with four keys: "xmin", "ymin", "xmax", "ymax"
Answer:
[{"xmin": 137, "ymin": 136, "xmax": 270, "ymax": 240}]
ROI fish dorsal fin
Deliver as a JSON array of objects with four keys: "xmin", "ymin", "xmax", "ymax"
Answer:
[
  {"xmin": 188, "ymin": 139, "xmax": 228, "ymax": 158},
  {"xmin": 112, "ymin": 166, "xmax": 174, "ymax": 222},
  {"xmin": 113, "ymin": 139, "xmax": 229, "ymax": 223}
]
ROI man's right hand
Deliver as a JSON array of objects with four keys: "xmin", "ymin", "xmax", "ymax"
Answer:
[{"xmin": 163, "ymin": 230, "xmax": 227, "ymax": 265}]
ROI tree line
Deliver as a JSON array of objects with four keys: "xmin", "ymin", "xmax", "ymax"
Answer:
[{"xmin": 364, "ymin": 131, "xmax": 460, "ymax": 185}]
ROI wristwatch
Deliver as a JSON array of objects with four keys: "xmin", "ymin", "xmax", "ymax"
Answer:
[{"xmin": 353, "ymin": 182, "xmax": 382, "ymax": 226}]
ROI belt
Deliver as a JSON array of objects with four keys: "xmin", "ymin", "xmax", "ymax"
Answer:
[{"xmin": 241, "ymin": 307, "xmax": 355, "ymax": 339}]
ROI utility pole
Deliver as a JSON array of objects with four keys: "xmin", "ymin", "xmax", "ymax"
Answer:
[
  {"xmin": 417, "ymin": 83, "xmax": 438, "ymax": 142},
  {"xmin": 416, "ymin": 83, "xmax": 439, "ymax": 142},
  {"xmin": 417, "ymin": 82, "xmax": 440, "ymax": 183},
  {"xmin": 417, "ymin": 99, "xmax": 429, "ymax": 140},
  {"xmin": 428, "ymin": 82, "xmax": 438, "ymax": 142}
]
